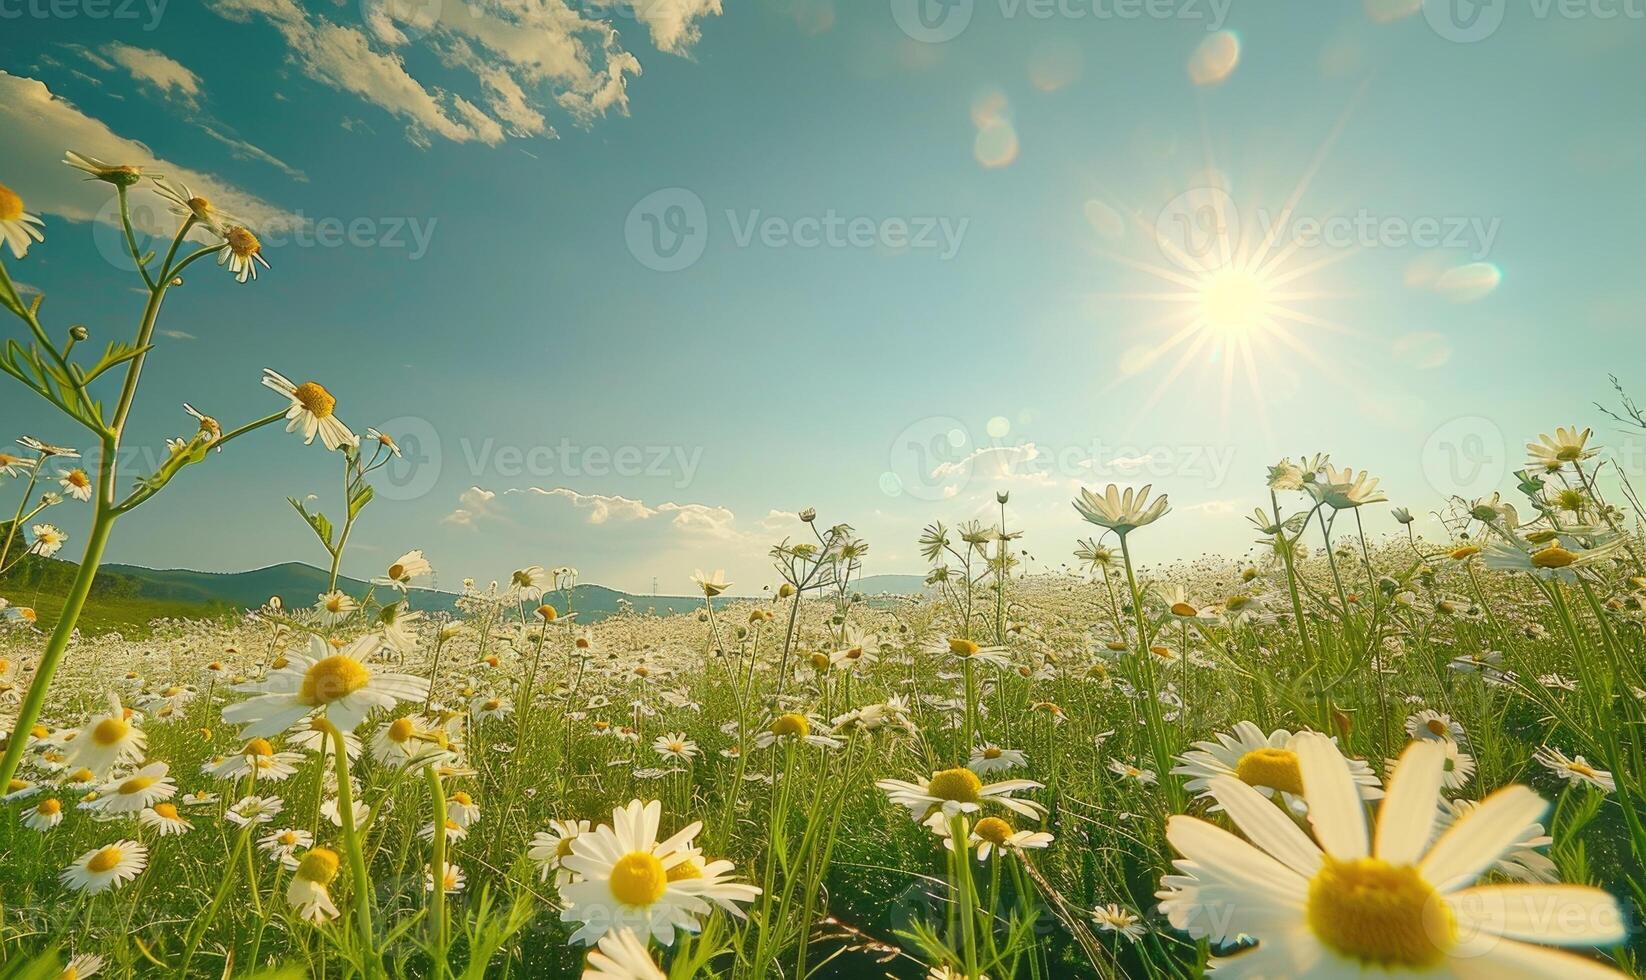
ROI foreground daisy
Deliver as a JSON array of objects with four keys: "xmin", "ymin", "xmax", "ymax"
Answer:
[
  {"xmin": 1073, "ymin": 483, "xmax": 1170, "ymax": 535},
  {"xmin": 0, "ymin": 180, "xmax": 45, "ymax": 258},
  {"xmin": 61, "ymin": 840, "xmax": 147, "ymax": 894},
  {"xmin": 559, "ymin": 799, "xmax": 759, "ymax": 946},
  {"xmin": 65, "ymin": 693, "xmax": 145, "ymax": 777},
  {"xmin": 288, "ymin": 847, "xmax": 341, "ymax": 922},
  {"xmin": 877, "ymin": 768, "xmax": 1045, "ymax": 830},
  {"xmin": 1173, "ymin": 721, "xmax": 1382, "ymax": 813},
  {"xmin": 1157, "ymin": 735, "xmax": 1627, "ymax": 975},
  {"xmin": 583, "ymin": 928, "xmax": 664, "ymax": 980},
  {"xmin": 223, "ymin": 635, "xmax": 427, "ymax": 737},
  {"xmin": 261, "ymin": 369, "xmax": 356, "ymax": 451}
]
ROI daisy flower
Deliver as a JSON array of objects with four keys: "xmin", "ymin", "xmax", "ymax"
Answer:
[
  {"xmin": 446, "ymin": 790, "xmax": 481, "ymax": 827},
  {"xmin": 1073, "ymin": 483, "xmax": 1170, "ymax": 535},
  {"xmin": 583, "ymin": 928, "xmax": 665, "ymax": 980},
  {"xmin": 226, "ymin": 795, "xmax": 285, "ymax": 827},
  {"xmin": 559, "ymin": 799, "xmax": 760, "ymax": 946},
  {"xmin": 530, "ymin": 819, "xmax": 593, "ymax": 886},
  {"xmin": 1438, "ymin": 797, "xmax": 1558, "ymax": 883},
  {"xmin": 926, "ymin": 636, "xmax": 1012, "ymax": 670},
  {"xmin": 1091, "ymin": 903, "xmax": 1146, "ymax": 941},
  {"xmin": 1405, "ymin": 709, "xmax": 1469, "ymax": 747},
  {"xmin": 62, "ymin": 151, "xmax": 151, "ymax": 185},
  {"xmin": 261, "ymin": 370, "xmax": 355, "ymax": 451},
  {"xmin": 1310, "ymin": 465, "xmax": 1388, "ymax": 510},
  {"xmin": 57, "ymin": 953, "xmax": 103, "ymax": 979},
  {"xmin": 223, "ymin": 635, "xmax": 427, "ymax": 737},
  {"xmin": 1527, "ymin": 426, "xmax": 1596, "ymax": 471},
  {"xmin": 314, "ymin": 591, "xmax": 358, "ymax": 625},
  {"xmin": 21, "ymin": 797, "xmax": 64, "ymax": 831},
  {"xmin": 61, "ymin": 840, "xmax": 147, "ymax": 894},
  {"xmin": 947, "ymin": 815, "xmax": 1053, "ymax": 861},
  {"xmin": 259, "ymin": 827, "xmax": 314, "ymax": 868},
  {"xmin": 1535, "ymin": 746, "xmax": 1615, "ymax": 792},
  {"xmin": 57, "ymin": 468, "xmax": 93, "ymax": 502},
  {"xmin": 65, "ymin": 693, "xmax": 145, "ymax": 777},
  {"xmin": 205, "ymin": 737, "xmax": 303, "ymax": 782},
  {"xmin": 0, "ymin": 180, "xmax": 45, "ymax": 258},
  {"xmin": 1172, "ymin": 720, "xmax": 1383, "ymax": 814},
  {"xmin": 471, "ymin": 694, "xmax": 512, "ymax": 721},
  {"xmin": 288, "ymin": 848, "xmax": 341, "ymax": 922},
  {"xmin": 690, "ymin": 569, "xmax": 731, "ymax": 597},
  {"xmin": 30, "ymin": 524, "xmax": 67, "ymax": 558},
  {"xmin": 89, "ymin": 761, "xmax": 175, "ymax": 814},
  {"xmin": 1157, "ymin": 735, "xmax": 1627, "ymax": 976},
  {"xmin": 0, "ymin": 449, "xmax": 36, "ymax": 477},
  {"xmin": 372, "ymin": 714, "xmax": 434, "ymax": 765},
  {"xmin": 651, "ymin": 733, "xmax": 699, "ymax": 763},
  {"xmin": 375, "ymin": 550, "xmax": 432, "ymax": 591},
  {"xmin": 1108, "ymin": 759, "xmax": 1157, "ymax": 786},
  {"xmin": 877, "ymin": 768, "xmax": 1045, "ymax": 831},
  {"xmin": 968, "ymin": 745, "xmax": 1027, "ymax": 775},
  {"xmin": 426, "ymin": 861, "xmax": 466, "ymax": 894},
  {"xmin": 217, "ymin": 225, "xmax": 269, "ymax": 283},
  {"xmin": 153, "ymin": 177, "xmax": 231, "ymax": 231},
  {"xmin": 752, "ymin": 713, "xmax": 842, "ymax": 750},
  {"xmin": 139, "ymin": 802, "xmax": 193, "ymax": 836},
  {"xmin": 511, "ymin": 565, "xmax": 549, "ymax": 599}
]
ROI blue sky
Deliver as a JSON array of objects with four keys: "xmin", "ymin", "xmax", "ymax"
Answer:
[{"xmin": 3, "ymin": 0, "xmax": 1645, "ymax": 594}]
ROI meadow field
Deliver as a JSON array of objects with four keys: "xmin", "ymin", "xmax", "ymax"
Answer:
[{"xmin": 5, "ymin": 157, "xmax": 1646, "ymax": 980}]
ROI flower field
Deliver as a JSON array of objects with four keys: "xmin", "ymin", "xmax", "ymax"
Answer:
[{"xmin": 3, "ymin": 157, "xmax": 1646, "ymax": 980}]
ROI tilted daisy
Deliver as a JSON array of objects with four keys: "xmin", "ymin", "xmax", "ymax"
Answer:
[
  {"xmin": 1172, "ymin": 720, "xmax": 1383, "ymax": 814},
  {"xmin": 1405, "ymin": 709, "xmax": 1469, "ymax": 747},
  {"xmin": 1073, "ymin": 483, "xmax": 1170, "ymax": 535},
  {"xmin": 58, "ymin": 468, "xmax": 93, "ymax": 502},
  {"xmin": 30, "ymin": 524, "xmax": 67, "ymax": 558},
  {"xmin": 529, "ymin": 819, "xmax": 593, "ymax": 886},
  {"xmin": 426, "ymin": 861, "xmax": 466, "ymax": 893},
  {"xmin": 583, "ymin": 928, "xmax": 665, "ymax": 980},
  {"xmin": 262, "ymin": 370, "xmax": 356, "ymax": 451},
  {"xmin": 651, "ymin": 733, "xmax": 699, "ymax": 763},
  {"xmin": 372, "ymin": 713, "xmax": 434, "ymax": 765},
  {"xmin": 205, "ymin": 737, "xmax": 304, "ymax": 782},
  {"xmin": 217, "ymin": 225, "xmax": 269, "ymax": 283},
  {"xmin": 89, "ymin": 762, "xmax": 175, "ymax": 814},
  {"xmin": 1157, "ymin": 735, "xmax": 1628, "ymax": 976},
  {"xmin": 559, "ymin": 799, "xmax": 759, "ymax": 946},
  {"xmin": 56, "ymin": 953, "xmax": 103, "ymax": 980},
  {"xmin": 968, "ymin": 745, "xmax": 1027, "ymax": 775},
  {"xmin": 288, "ymin": 847, "xmax": 341, "ymax": 923},
  {"xmin": 1091, "ymin": 903, "xmax": 1147, "ymax": 941},
  {"xmin": 471, "ymin": 694, "xmax": 512, "ymax": 721},
  {"xmin": 139, "ymin": 802, "xmax": 193, "ymax": 836},
  {"xmin": 943, "ymin": 814, "xmax": 1054, "ymax": 861},
  {"xmin": 1527, "ymin": 426, "xmax": 1596, "ymax": 472},
  {"xmin": 314, "ymin": 590, "xmax": 358, "ymax": 625},
  {"xmin": 223, "ymin": 635, "xmax": 427, "ymax": 737},
  {"xmin": 153, "ymin": 177, "xmax": 233, "ymax": 232},
  {"xmin": 21, "ymin": 797, "xmax": 64, "ymax": 831},
  {"xmin": 226, "ymin": 794, "xmax": 285, "ymax": 827},
  {"xmin": 877, "ymin": 768, "xmax": 1045, "ymax": 831},
  {"xmin": 62, "ymin": 151, "xmax": 153, "ymax": 185},
  {"xmin": 1535, "ymin": 746, "xmax": 1615, "ymax": 792},
  {"xmin": 752, "ymin": 713, "xmax": 842, "ymax": 750},
  {"xmin": 925, "ymin": 636, "xmax": 1012, "ymax": 670},
  {"xmin": 61, "ymin": 840, "xmax": 147, "ymax": 894},
  {"xmin": 65, "ymin": 693, "xmax": 146, "ymax": 777},
  {"xmin": 374, "ymin": 550, "xmax": 432, "ymax": 592},
  {"xmin": 0, "ymin": 180, "xmax": 46, "ymax": 258},
  {"xmin": 447, "ymin": 790, "xmax": 481, "ymax": 828},
  {"xmin": 259, "ymin": 827, "xmax": 314, "ymax": 868}
]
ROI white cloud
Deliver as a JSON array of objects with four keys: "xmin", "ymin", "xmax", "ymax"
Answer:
[
  {"xmin": 0, "ymin": 72, "xmax": 302, "ymax": 238},
  {"xmin": 443, "ymin": 486, "xmax": 498, "ymax": 526},
  {"xmin": 628, "ymin": 0, "xmax": 724, "ymax": 54},
  {"xmin": 101, "ymin": 43, "xmax": 202, "ymax": 107},
  {"xmin": 519, "ymin": 487, "xmax": 654, "ymax": 524}
]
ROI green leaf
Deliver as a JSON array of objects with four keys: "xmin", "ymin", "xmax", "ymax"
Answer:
[
  {"xmin": 289, "ymin": 496, "xmax": 335, "ymax": 549},
  {"xmin": 348, "ymin": 482, "xmax": 375, "ymax": 520}
]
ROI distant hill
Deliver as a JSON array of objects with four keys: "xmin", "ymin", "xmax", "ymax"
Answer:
[{"xmin": 0, "ymin": 558, "xmax": 931, "ymax": 635}]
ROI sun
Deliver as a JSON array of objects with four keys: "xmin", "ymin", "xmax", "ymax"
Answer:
[{"xmin": 1197, "ymin": 266, "xmax": 1273, "ymax": 337}]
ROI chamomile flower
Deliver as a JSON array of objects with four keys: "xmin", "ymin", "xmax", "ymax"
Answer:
[
  {"xmin": 926, "ymin": 636, "xmax": 1012, "ymax": 670},
  {"xmin": 314, "ymin": 591, "xmax": 358, "ymax": 625},
  {"xmin": 1405, "ymin": 709, "xmax": 1469, "ymax": 747},
  {"xmin": 1157, "ymin": 736, "xmax": 1627, "ymax": 976},
  {"xmin": 1073, "ymin": 483, "xmax": 1170, "ymax": 535},
  {"xmin": 65, "ymin": 693, "xmax": 145, "ymax": 777},
  {"xmin": 559, "ymin": 799, "xmax": 759, "ymax": 946},
  {"xmin": 372, "ymin": 713, "xmax": 433, "ymax": 765},
  {"xmin": 217, "ymin": 225, "xmax": 269, "ymax": 283},
  {"xmin": 21, "ymin": 796, "xmax": 64, "ymax": 831},
  {"xmin": 1310, "ymin": 465, "xmax": 1388, "ymax": 510},
  {"xmin": 89, "ymin": 762, "xmax": 175, "ymax": 814},
  {"xmin": 877, "ymin": 768, "xmax": 1045, "ymax": 830},
  {"xmin": 375, "ymin": 550, "xmax": 432, "ymax": 591},
  {"xmin": 470, "ymin": 694, "xmax": 512, "ymax": 721},
  {"xmin": 691, "ymin": 569, "xmax": 731, "ymax": 597},
  {"xmin": 583, "ymin": 928, "xmax": 665, "ymax": 980},
  {"xmin": 261, "ymin": 369, "xmax": 356, "ymax": 451},
  {"xmin": 61, "ymin": 840, "xmax": 147, "ymax": 894},
  {"xmin": 652, "ymin": 733, "xmax": 699, "ymax": 763},
  {"xmin": 154, "ymin": 178, "xmax": 232, "ymax": 231},
  {"xmin": 62, "ymin": 151, "xmax": 152, "ymax": 185},
  {"xmin": 968, "ymin": 745, "xmax": 1027, "ymax": 775},
  {"xmin": 0, "ymin": 180, "xmax": 45, "ymax": 258},
  {"xmin": 58, "ymin": 468, "xmax": 93, "ymax": 502},
  {"xmin": 288, "ymin": 847, "xmax": 341, "ymax": 922},
  {"xmin": 752, "ymin": 713, "xmax": 842, "ymax": 750},
  {"xmin": 426, "ymin": 861, "xmax": 466, "ymax": 894},
  {"xmin": 259, "ymin": 827, "xmax": 314, "ymax": 868},
  {"xmin": 446, "ymin": 790, "xmax": 481, "ymax": 827},
  {"xmin": 30, "ymin": 523, "xmax": 67, "ymax": 558},
  {"xmin": 56, "ymin": 953, "xmax": 104, "ymax": 980},
  {"xmin": 1091, "ymin": 903, "xmax": 1147, "ymax": 941},
  {"xmin": 223, "ymin": 635, "xmax": 427, "ymax": 737},
  {"xmin": 139, "ymin": 801, "xmax": 193, "ymax": 836},
  {"xmin": 947, "ymin": 814, "xmax": 1053, "ymax": 860},
  {"xmin": 205, "ymin": 737, "xmax": 303, "ymax": 782},
  {"xmin": 1172, "ymin": 720, "xmax": 1383, "ymax": 815},
  {"xmin": 1108, "ymin": 759, "xmax": 1157, "ymax": 786},
  {"xmin": 1527, "ymin": 426, "xmax": 1596, "ymax": 472},
  {"xmin": 1535, "ymin": 746, "xmax": 1615, "ymax": 792},
  {"xmin": 226, "ymin": 794, "xmax": 285, "ymax": 827},
  {"xmin": 529, "ymin": 818, "xmax": 593, "ymax": 886}
]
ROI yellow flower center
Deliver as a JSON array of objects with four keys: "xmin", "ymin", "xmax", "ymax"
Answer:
[
  {"xmin": 948, "ymin": 638, "xmax": 981, "ymax": 657},
  {"xmin": 666, "ymin": 857, "xmax": 703, "ymax": 881},
  {"xmin": 295, "ymin": 847, "xmax": 340, "ymax": 884},
  {"xmin": 300, "ymin": 655, "xmax": 370, "ymax": 705},
  {"xmin": 482, "ymin": 699, "xmax": 501, "ymax": 711},
  {"xmin": 556, "ymin": 837, "xmax": 577, "ymax": 858},
  {"xmin": 92, "ymin": 717, "xmax": 130, "ymax": 746},
  {"xmin": 64, "ymin": 469, "xmax": 90, "ymax": 490},
  {"xmin": 451, "ymin": 791, "xmax": 472, "ymax": 805},
  {"xmin": 38, "ymin": 798, "xmax": 61, "ymax": 815},
  {"xmin": 245, "ymin": 737, "xmax": 274, "ymax": 756},
  {"xmin": 608, "ymin": 851, "xmax": 668, "ymax": 907},
  {"xmin": 0, "ymin": 182, "xmax": 22, "ymax": 221},
  {"xmin": 226, "ymin": 226, "xmax": 261, "ymax": 257},
  {"xmin": 69, "ymin": 769, "xmax": 94, "ymax": 784},
  {"xmin": 118, "ymin": 775, "xmax": 157, "ymax": 795},
  {"xmin": 152, "ymin": 802, "xmax": 179, "ymax": 819},
  {"xmin": 188, "ymin": 196, "xmax": 213, "ymax": 214},
  {"xmin": 809, "ymin": 652, "xmax": 830, "ymax": 670},
  {"xmin": 927, "ymin": 767, "xmax": 984, "ymax": 804},
  {"xmin": 1569, "ymin": 760, "xmax": 1597, "ymax": 777},
  {"xmin": 974, "ymin": 816, "xmax": 1013, "ymax": 844},
  {"xmin": 1531, "ymin": 545, "xmax": 1577, "ymax": 569},
  {"xmin": 536, "ymin": 604, "xmax": 558, "ymax": 622},
  {"xmin": 983, "ymin": 747, "xmax": 1003, "ymax": 759},
  {"xmin": 1170, "ymin": 601, "xmax": 1198, "ymax": 617},
  {"xmin": 1425, "ymin": 719, "xmax": 1449, "ymax": 738},
  {"xmin": 1449, "ymin": 545, "xmax": 1480, "ymax": 561},
  {"xmin": 1235, "ymin": 747, "xmax": 1305, "ymax": 796},
  {"xmin": 292, "ymin": 382, "xmax": 336, "ymax": 419},
  {"xmin": 666, "ymin": 741, "xmax": 685, "ymax": 753},
  {"xmin": 388, "ymin": 562, "xmax": 406, "ymax": 580},
  {"xmin": 1307, "ymin": 856, "xmax": 1454, "ymax": 968},
  {"xmin": 87, "ymin": 846, "xmax": 124, "ymax": 874},
  {"xmin": 770, "ymin": 713, "xmax": 810, "ymax": 738}
]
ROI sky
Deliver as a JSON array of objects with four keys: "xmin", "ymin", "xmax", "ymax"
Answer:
[{"xmin": 2, "ymin": 0, "xmax": 1645, "ymax": 596}]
